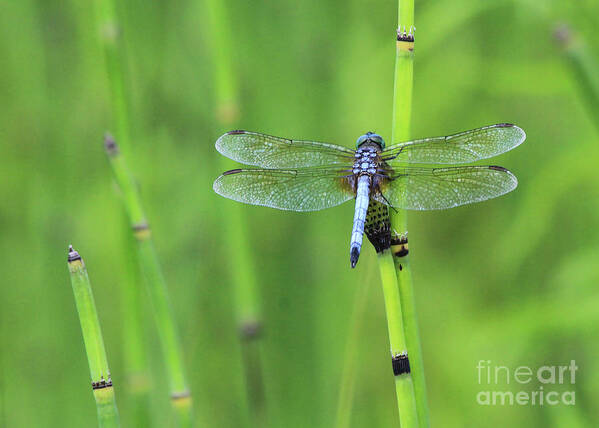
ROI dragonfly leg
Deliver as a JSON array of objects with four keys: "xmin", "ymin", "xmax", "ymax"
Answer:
[
  {"xmin": 380, "ymin": 147, "xmax": 403, "ymax": 162},
  {"xmin": 378, "ymin": 193, "xmax": 398, "ymax": 214}
]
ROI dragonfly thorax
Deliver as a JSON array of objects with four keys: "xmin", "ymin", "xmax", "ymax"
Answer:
[{"xmin": 352, "ymin": 145, "xmax": 379, "ymax": 176}]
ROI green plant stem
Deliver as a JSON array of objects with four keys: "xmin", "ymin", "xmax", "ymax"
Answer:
[
  {"xmin": 119, "ymin": 215, "xmax": 152, "ymax": 427},
  {"xmin": 221, "ymin": 195, "xmax": 264, "ymax": 426},
  {"xmin": 377, "ymin": 249, "xmax": 418, "ymax": 427},
  {"xmin": 392, "ymin": 254, "xmax": 427, "ymax": 426},
  {"xmin": 92, "ymin": 1, "xmax": 152, "ymax": 423},
  {"xmin": 67, "ymin": 246, "xmax": 120, "ymax": 428},
  {"xmin": 204, "ymin": 0, "xmax": 266, "ymax": 425},
  {"xmin": 204, "ymin": 0, "xmax": 238, "ymax": 126},
  {"xmin": 390, "ymin": 1, "xmax": 430, "ymax": 426},
  {"xmin": 334, "ymin": 267, "xmax": 372, "ymax": 428},
  {"xmin": 104, "ymin": 135, "xmax": 193, "ymax": 426},
  {"xmin": 94, "ymin": 0, "xmax": 131, "ymax": 154},
  {"xmin": 555, "ymin": 24, "xmax": 599, "ymax": 133}
]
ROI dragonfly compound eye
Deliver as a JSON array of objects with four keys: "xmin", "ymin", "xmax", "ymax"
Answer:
[
  {"xmin": 355, "ymin": 134, "xmax": 370, "ymax": 148},
  {"xmin": 356, "ymin": 132, "xmax": 386, "ymax": 149},
  {"xmin": 368, "ymin": 133, "xmax": 385, "ymax": 149}
]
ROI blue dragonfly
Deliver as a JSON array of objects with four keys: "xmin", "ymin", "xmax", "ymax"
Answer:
[{"xmin": 213, "ymin": 124, "xmax": 526, "ymax": 267}]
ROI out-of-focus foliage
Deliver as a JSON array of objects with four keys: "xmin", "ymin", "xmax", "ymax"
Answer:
[{"xmin": 1, "ymin": 0, "xmax": 598, "ymax": 427}]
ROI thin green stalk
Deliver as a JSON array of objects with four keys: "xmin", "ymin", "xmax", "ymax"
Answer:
[
  {"xmin": 221, "ymin": 173, "xmax": 266, "ymax": 428},
  {"xmin": 91, "ymin": 0, "xmax": 152, "ymax": 423},
  {"xmin": 119, "ymin": 216, "xmax": 152, "ymax": 427},
  {"xmin": 204, "ymin": 0, "xmax": 266, "ymax": 425},
  {"xmin": 94, "ymin": 0, "xmax": 131, "ymax": 155},
  {"xmin": 204, "ymin": 0, "xmax": 238, "ymax": 126},
  {"xmin": 104, "ymin": 135, "xmax": 193, "ymax": 426},
  {"xmin": 334, "ymin": 266, "xmax": 372, "ymax": 428},
  {"xmin": 554, "ymin": 24, "xmax": 599, "ymax": 133},
  {"xmin": 0, "ymin": 268, "xmax": 4, "ymax": 428},
  {"xmin": 390, "ymin": 1, "xmax": 430, "ymax": 426},
  {"xmin": 377, "ymin": 249, "xmax": 418, "ymax": 427},
  {"xmin": 67, "ymin": 245, "xmax": 121, "ymax": 428},
  {"xmin": 390, "ymin": 247, "xmax": 427, "ymax": 426}
]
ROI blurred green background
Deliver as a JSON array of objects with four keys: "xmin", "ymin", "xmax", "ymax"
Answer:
[{"xmin": 1, "ymin": 0, "xmax": 598, "ymax": 426}]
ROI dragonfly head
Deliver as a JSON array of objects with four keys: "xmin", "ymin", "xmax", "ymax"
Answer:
[{"xmin": 356, "ymin": 132, "xmax": 385, "ymax": 149}]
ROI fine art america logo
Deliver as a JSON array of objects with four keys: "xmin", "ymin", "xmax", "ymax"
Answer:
[{"xmin": 476, "ymin": 360, "xmax": 577, "ymax": 406}]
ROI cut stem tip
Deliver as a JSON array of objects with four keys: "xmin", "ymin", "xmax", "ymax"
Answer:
[
  {"xmin": 68, "ymin": 245, "xmax": 81, "ymax": 262},
  {"xmin": 104, "ymin": 132, "xmax": 119, "ymax": 156}
]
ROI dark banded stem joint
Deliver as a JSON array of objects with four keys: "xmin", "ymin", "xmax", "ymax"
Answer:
[
  {"xmin": 92, "ymin": 376, "xmax": 113, "ymax": 390},
  {"xmin": 392, "ymin": 352, "xmax": 411, "ymax": 376},
  {"xmin": 103, "ymin": 133, "xmax": 119, "ymax": 157},
  {"xmin": 132, "ymin": 222, "xmax": 151, "ymax": 240},
  {"xmin": 397, "ymin": 25, "xmax": 415, "ymax": 52},
  {"xmin": 239, "ymin": 320, "xmax": 263, "ymax": 341},
  {"xmin": 171, "ymin": 390, "xmax": 191, "ymax": 401},
  {"xmin": 390, "ymin": 233, "xmax": 409, "ymax": 258}
]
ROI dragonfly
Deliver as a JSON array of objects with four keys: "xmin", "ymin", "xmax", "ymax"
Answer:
[{"xmin": 213, "ymin": 123, "xmax": 526, "ymax": 268}]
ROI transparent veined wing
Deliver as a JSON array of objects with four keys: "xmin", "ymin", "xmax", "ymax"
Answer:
[
  {"xmin": 373, "ymin": 166, "xmax": 518, "ymax": 210},
  {"xmin": 380, "ymin": 124, "xmax": 526, "ymax": 165},
  {"xmin": 216, "ymin": 130, "xmax": 355, "ymax": 168},
  {"xmin": 213, "ymin": 166, "xmax": 354, "ymax": 212}
]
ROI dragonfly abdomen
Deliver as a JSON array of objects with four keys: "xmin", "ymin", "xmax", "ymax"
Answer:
[
  {"xmin": 350, "ymin": 175, "xmax": 371, "ymax": 268},
  {"xmin": 364, "ymin": 200, "xmax": 391, "ymax": 253}
]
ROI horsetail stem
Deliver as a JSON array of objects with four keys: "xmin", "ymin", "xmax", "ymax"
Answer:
[
  {"xmin": 377, "ymin": 248, "xmax": 419, "ymax": 427},
  {"xmin": 205, "ymin": 0, "xmax": 267, "ymax": 424},
  {"xmin": 118, "ymin": 214, "xmax": 151, "ymax": 426},
  {"xmin": 67, "ymin": 245, "xmax": 120, "ymax": 428},
  {"xmin": 360, "ymin": 200, "xmax": 419, "ymax": 426},
  {"xmin": 104, "ymin": 135, "xmax": 193, "ymax": 426},
  {"xmin": 390, "ymin": 0, "xmax": 430, "ymax": 426},
  {"xmin": 554, "ymin": 24, "xmax": 599, "ymax": 133},
  {"xmin": 94, "ymin": 0, "xmax": 131, "ymax": 155},
  {"xmin": 334, "ymin": 267, "xmax": 372, "ymax": 428},
  {"xmin": 92, "ymin": 0, "xmax": 151, "ymax": 423}
]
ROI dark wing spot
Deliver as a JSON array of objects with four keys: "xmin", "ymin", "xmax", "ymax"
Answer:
[
  {"xmin": 496, "ymin": 123, "xmax": 514, "ymax": 128},
  {"xmin": 488, "ymin": 165, "xmax": 508, "ymax": 172},
  {"xmin": 222, "ymin": 169, "xmax": 243, "ymax": 175},
  {"xmin": 227, "ymin": 130, "xmax": 246, "ymax": 135}
]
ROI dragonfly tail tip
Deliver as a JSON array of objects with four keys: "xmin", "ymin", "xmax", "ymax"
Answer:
[{"xmin": 350, "ymin": 247, "xmax": 360, "ymax": 268}]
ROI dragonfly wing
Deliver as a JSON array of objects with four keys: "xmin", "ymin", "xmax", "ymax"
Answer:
[
  {"xmin": 373, "ymin": 166, "xmax": 518, "ymax": 210},
  {"xmin": 381, "ymin": 124, "xmax": 525, "ymax": 165},
  {"xmin": 216, "ymin": 130, "xmax": 355, "ymax": 168},
  {"xmin": 213, "ymin": 167, "xmax": 355, "ymax": 212}
]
